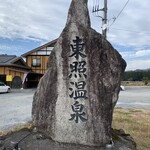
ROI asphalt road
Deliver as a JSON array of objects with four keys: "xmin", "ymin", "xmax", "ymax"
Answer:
[
  {"xmin": 0, "ymin": 86, "xmax": 149, "ymax": 132},
  {"xmin": 117, "ymin": 86, "xmax": 150, "ymax": 109}
]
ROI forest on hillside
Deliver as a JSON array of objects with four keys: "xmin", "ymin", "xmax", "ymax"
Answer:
[{"xmin": 122, "ymin": 70, "xmax": 150, "ymax": 83}]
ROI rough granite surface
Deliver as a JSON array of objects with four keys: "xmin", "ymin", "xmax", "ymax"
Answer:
[{"xmin": 32, "ymin": 0, "xmax": 127, "ymax": 147}]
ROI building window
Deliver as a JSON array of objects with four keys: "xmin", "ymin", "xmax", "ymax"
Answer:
[{"xmin": 32, "ymin": 58, "xmax": 41, "ymax": 67}]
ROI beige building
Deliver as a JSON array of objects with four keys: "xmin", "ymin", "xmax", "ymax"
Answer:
[
  {"xmin": 21, "ymin": 39, "xmax": 57, "ymax": 88},
  {"xmin": 0, "ymin": 39, "xmax": 57, "ymax": 88},
  {"xmin": 0, "ymin": 55, "xmax": 31, "ymax": 88}
]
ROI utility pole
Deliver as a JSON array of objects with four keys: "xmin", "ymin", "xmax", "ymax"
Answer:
[
  {"xmin": 92, "ymin": 0, "xmax": 108, "ymax": 39},
  {"xmin": 102, "ymin": 0, "xmax": 107, "ymax": 38}
]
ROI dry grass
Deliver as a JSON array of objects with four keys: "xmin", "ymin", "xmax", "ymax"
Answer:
[
  {"xmin": 113, "ymin": 108, "xmax": 150, "ymax": 150},
  {"xmin": 122, "ymin": 81, "xmax": 150, "ymax": 86},
  {"xmin": 0, "ymin": 131, "xmax": 4, "ymax": 137},
  {"xmin": 0, "ymin": 121, "xmax": 33, "ymax": 137}
]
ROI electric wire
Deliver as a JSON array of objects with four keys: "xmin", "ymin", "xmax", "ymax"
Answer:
[
  {"xmin": 110, "ymin": 27, "xmax": 150, "ymax": 35},
  {"xmin": 109, "ymin": 0, "xmax": 130, "ymax": 28}
]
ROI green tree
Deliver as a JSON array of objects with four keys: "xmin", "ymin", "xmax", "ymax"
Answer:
[{"xmin": 142, "ymin": 77, "xmax": 149, "ymax": 85}]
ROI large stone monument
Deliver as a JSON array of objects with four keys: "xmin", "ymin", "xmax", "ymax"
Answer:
[{"xmin": 32, "ymin": 0, "xmax": 126, "ymax": 147}]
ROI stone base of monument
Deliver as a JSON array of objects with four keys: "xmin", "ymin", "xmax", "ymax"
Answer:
[{"xmin": 1, "ymin": 128, "xmax": 136, "ymax": 150}]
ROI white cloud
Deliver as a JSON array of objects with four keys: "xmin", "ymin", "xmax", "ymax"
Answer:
[
  {"xmin": 91, "ymin": 0, "xmax": 150, "ymax": 49},
  {"xmin": 120, "ymin": 49, "xmax": 150, "ymax": 70},
  {"xmin": 135, "ymin": 49, "xmax": 150, "ymax": 57},
  {"xmin": 0, "ymin": 0, "xmax": 150, "ymax": 47},
  {"xmin": 0, "ymin": 0, "xmax": 70, "ymax": 41},
  {"xmin": 0, "ymin": 0, "xmax": 150, "ymax": 70},
  {"xmin": 121, "ymin": 49, "xmax": 150, "ymax": 59},
  {"xmin": 126, "ymin": 59, "xmax": 150, "ymax": 71},
  {"xmin": 0, "ymin": 44, "xmax": 24, "ymax": 55},
  {"xmin": 0, "ymin": 45, "xmax": 13, "ymax": 51}
]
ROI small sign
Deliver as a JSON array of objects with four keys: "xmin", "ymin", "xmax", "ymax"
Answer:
[
  {"xmin": 6, "ymin": 75, "xmax": 12, "ymax": 81},
  {"xmin": 102, "ymin": 24, "xmax": 107, "ymax": 30}
]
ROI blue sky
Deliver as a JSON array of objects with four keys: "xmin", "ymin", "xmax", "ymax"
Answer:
[{"xmin": 0, "ymin": 0, "xmax": 150, "ymax": 71}]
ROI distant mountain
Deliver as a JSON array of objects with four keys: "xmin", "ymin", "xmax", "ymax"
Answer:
[{"xmin": 134, "ymin": 68, "xmax": 150, "ymax": 72}]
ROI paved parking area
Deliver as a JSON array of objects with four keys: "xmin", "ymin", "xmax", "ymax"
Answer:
[
  {"xmin": 0, "ymin": 89, "xmax": 35, "ymax": 131},
  {"xmin": 117, "ymin": 86, "xmax": 150, "ymax": 109},
  {"xmin": 0, "ymin": 87, "xmax": 150, "ymax": 132}
]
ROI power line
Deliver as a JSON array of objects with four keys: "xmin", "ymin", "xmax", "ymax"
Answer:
[
  {"xmin": 110, "ymin": 27, "xmax": 150, "ymax": 35},
  {"xmin": 115, "ymin": 0, "xmax": 130, "ymax": 20},
  {"xmin": 109, "ymin": 0, "xmax": 130, "ymax": 28},
  {"xmin": 92, "ymin": 0, "xmax": 130, "ymax": 38}
]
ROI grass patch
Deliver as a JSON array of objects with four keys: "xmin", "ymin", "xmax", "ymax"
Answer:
[
  {"xmin": 113, "ymin": 108, "xmax": 150, "ymax": 150},
  {"xmin": 1, "ymin": 121, "xmax": 33, "ymax": 137}
]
